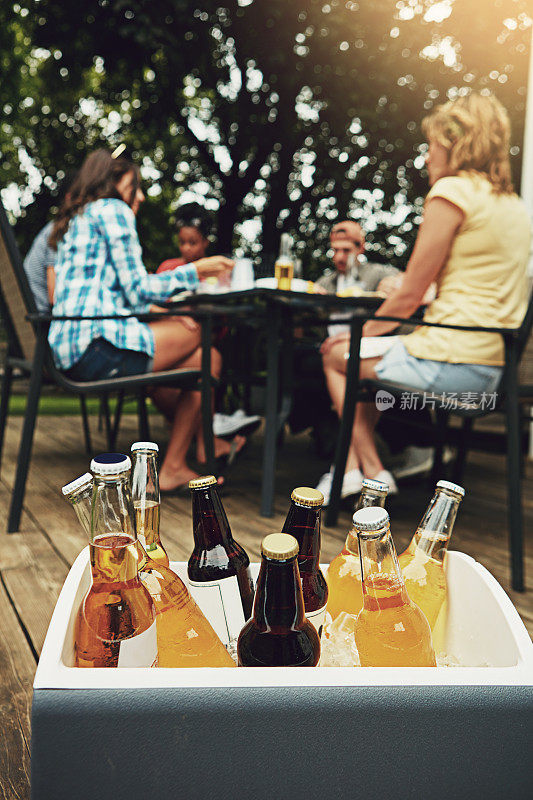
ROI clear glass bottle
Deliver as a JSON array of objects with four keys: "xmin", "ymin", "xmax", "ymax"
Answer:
[
  {"xmin": 281, "ymin": 487, "xmax": 328, "ymax": 636},
  {"xmin": 67, "ymin": 460, "xmax": 235, "ymax": 668},
  {"xmin": 237, "ymin": 533, "xmax": 320, "ymax": 667},
  {"xmin": 131, "ymin": 441, "xmax": 168, "ymax": 566},
  {"xmin": 398, "ymin": 480, "xmax": 465, "ymax": 630},
  {"xmin": 62, "ymin": 472, "xmax": 93, "ymax": 534},
  {"xmin": 354, "ymin": 507, "xmax": 436, "ymax": 667},
  {"xmin": 325, "ymin": 478, "xmax": 388, "ymax": 625},
  {"xmin": 188, "ymin": 476, "xmax": 254, "ymax": 654},
  {"xmin": 74, "ymin": 454, "xmax": 158, "ymax": 668}
]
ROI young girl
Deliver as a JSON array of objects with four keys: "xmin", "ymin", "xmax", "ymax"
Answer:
[{"xmin": 157, "ymin": 202, "xmax": 211, "ymax": 273}]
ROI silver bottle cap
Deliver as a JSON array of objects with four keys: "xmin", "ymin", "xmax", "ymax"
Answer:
[
  {"xmin": 361, "ymin": 478, "xmax": 389, "ymax": 495},
  {"xmin": 131, "ymin": 441, "xmax": 159, "ymax": 453},
  {"xmin": 436, "ymin": 480, "xmax": 465, "ymax": 498},
  {"xmin": 61, "ymin": 472, "xmax": 92, "ymax": 496},
  {"xmin": 352, "ymin": 506, "xmax": 390, "ymax": 531}
]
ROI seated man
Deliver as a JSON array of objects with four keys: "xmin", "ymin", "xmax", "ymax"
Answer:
[
  {"xmin": 290, "ymin": 220, "xmax": 399, "ymax": 458},
  {"xmin": 316, "ymin": 219, "xmax": 399, "ymax": 296}
]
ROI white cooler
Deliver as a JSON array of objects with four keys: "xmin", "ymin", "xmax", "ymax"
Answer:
[{"xmin": 32, "ymin": 550, "xmax": 533, "ymax": 800}]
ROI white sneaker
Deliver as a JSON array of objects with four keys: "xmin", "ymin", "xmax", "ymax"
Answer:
[
  {"xmin": 392, "ymin": 445, "xmax": 454, "ymax": 481},
  {"xmin": 316, "ymin": 467, "xmax": 364, "ymax": 506},
  {"xmin": 213, "ymin": 409, "xmax": 261, "ymax": 437},
  {"xmin": 392, "ymin": 446, "xmax": 433, "ymax": 480},
  {"xmin": 371, "ymin": 469, "xmax": 398, "ymax": 495}
]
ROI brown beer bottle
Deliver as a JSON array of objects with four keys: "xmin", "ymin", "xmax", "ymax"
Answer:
[
  {"xmin": 130, "ymin": 442, "xmax": 169, "ymax": 567},
  {"xmin": 237, "ymin": 533, "xmax": 320, "ymax": 667},
  {"xmin": 64, "ymin": 464, "xmax": 235, "ymax": 668},
  {"xmin": 74, "ymin": 454, "xmax": 158, "ymax": 668},
  {"xmin": 281, "ymin": 487, "xmax": 328, "ymax": 636},
  {"xmin": 325, "ymin": 478, "xmax": 389, "ymax": 624}
]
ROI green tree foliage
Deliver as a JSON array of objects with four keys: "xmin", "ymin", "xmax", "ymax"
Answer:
[{"xmin": 1, "ymin": 0, "xmax": 531, "ymax": 274}]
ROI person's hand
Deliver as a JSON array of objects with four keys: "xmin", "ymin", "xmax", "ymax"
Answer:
[
  {"xmin": 377, "ymin": 275, "xmax": 402, "ymax": 297},
  {"xmin": 194, "ymin": 256, "xmax": 234, "ymax": 279},
  {"xmin": 320, "ymin": 332, "xmax": 350, "ymax": 356},
  {"xmin": 313, "ymin": 284, "xmax": 328, "ymax": 295}
]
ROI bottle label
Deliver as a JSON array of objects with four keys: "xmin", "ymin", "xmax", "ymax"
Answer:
[
  {"xmin": 117, "ymin": 620, "xmax": 158, "ymax": 667},
  {"xmin": 306, "ymin": 604, "xmax": 327, "ymax": 638},
  {"xmin": 187, "ymin": 575, "xmax": 246, "ymax": 647}
]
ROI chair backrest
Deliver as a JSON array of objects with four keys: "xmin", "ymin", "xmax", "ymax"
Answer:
[{"xmin": 0, "ymin": 197, "xmax": 38, "ymax": 363}]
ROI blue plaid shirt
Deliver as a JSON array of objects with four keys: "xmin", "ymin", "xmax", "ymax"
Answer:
[{"xmin": 49, "ymin": 198, "xmax": 199, "ymax": 370}]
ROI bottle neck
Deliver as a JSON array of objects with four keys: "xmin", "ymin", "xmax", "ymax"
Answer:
[
  {"xmin": 282, "ymin": 501, "xmax": 322, "ymax": 573},
  {"xmin": 345, "ymin": 491, "xmax": 386, "ymax": 554},
  {"xmin": 358, "ymin": 523, "xmax": 408, "ymax": 609},
  {"xmin": 253, "ymin": 556, "xmax": 305, "ymax": 630},
  {"xmin": 91, "ymin": 472, "xmax": 136, "ymax": 542},
  {"xmin": 67, "ymin": 485, "xmax": 93, "ymax": 537},
  {"xmin": 411, "ymin": 489, "xmax": 462, "ymax": 563},
  {"xmin": 191, "ymin": 486, "xmax": 233, "ymax": 549}
]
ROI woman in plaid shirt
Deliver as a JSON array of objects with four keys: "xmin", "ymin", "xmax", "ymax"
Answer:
[{"xmin": 49, "ymin": 149, "xmax": 234, "ymax": 492}]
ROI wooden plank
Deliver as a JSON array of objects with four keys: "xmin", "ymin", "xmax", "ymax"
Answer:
[
  {"xmin": 0, "ymin": 579, "xmax": 35, "ymax": 800},
  {"xmin": 0, "ymin": 529, "xmax": 69, "ymax": 657}
]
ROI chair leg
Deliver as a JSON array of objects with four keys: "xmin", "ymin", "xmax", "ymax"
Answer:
[
  {"xmin": 138, "ymin": 389, "xmax": 150, "ymax": 442},
  {"xmin": 326, "ymin": 316, "xmax": 363, "ymax": 527},
  {"xmin": 79, "ymin": 394, "xmax": 92, "ymax": 454},
  {"xmin": 111, "ymin": 390, "xmax": 125, "ymax": 451},
  {"xmin": 504, "ymin": 338, "xmax": 524, "ymax": 592},
  {"xmin": 430, "ymin": 409, "xmax": 449, "ymax": 484},
  {"xmin": 101, "ymin": 394, "xmax": 113, "ymax": 451},
  {"xmin": 452, "ymin": 416, "xmax": 473, "ymax": 484},
  {"xmin": 200, "ymin": 315, "xmax": 217, "ymax": 478},
  {"xmin": 8, "ymin": 338, "xmax": 45, "ymax": 532},
  {"xmin": 0, "ymin": 361, "xmax": 14, "ymax": 474}
]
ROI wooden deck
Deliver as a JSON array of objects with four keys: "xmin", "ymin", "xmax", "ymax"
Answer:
[{"xmin": 0, "ymin": 411, "xmax": 532, "ymax": 799}]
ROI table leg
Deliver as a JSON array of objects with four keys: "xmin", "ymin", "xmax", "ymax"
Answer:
[
  {"xmin": 261, "ymin": 305, "xmax": 281, "ymax": 517},
  {"xmin": 326, "ymin": 317, "xmax": 363, "ymax": 527}
]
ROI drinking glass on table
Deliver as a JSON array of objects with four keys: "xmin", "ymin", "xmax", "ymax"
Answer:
[{"xmin": 231, "ymin": 258, "xmax": 255, "ymax": 290}]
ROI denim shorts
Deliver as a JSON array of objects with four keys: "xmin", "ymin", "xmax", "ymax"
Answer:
[
  {"xmin": 374, "ymin": 341, "xmax": 502, "ymax": 395},
  {"xmin": 65, "ymin": 338, "xmax": 153, "ymax": 382}
]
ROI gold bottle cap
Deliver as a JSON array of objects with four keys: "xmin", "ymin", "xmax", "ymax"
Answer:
[
  {"xmin": 262, "ymin": 533, "xmax": 299, "ymax": 560},
  {"xmin": 291, "ymin": 487, "xmax": 324, "ymax": 507},
  {"xmin": 188, "ymin": 475, "xmax": 217, "ymax": 490}
]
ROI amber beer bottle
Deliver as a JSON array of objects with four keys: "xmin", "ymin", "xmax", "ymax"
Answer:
[
  {"xmin": 281, "ymin": 487, "xmax": 328, "ymax": 636},
  {"xmin": 353, "ymin": 507, "xmax": 436, "ymax": 667},
  {"xmin": 237, "ymin": 533, "xmax": 320, "ymax": 667},
  {"xmin": 64, "ymin": 465, "xmax": 235, "ymax": 668},
  {"xmin": 188, "ymin": 476, "xmax": 254, "ymax": 650},
  {"xmin": 131, "ymin": 442, "xmax": 169, "ymax": 566},
  {"xmin": 74, "ymin": 454, "xmax": 158, "ymax": 668},
  {"xmin": 398, "ymin": 480, "xmax": 465, "ymax": 630},
  {"xmin": 325, "ymin": 478, "xmax": 389, "ymax": 625}
]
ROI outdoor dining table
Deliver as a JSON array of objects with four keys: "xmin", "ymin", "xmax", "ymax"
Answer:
[{"xmin": 166, "ymin": 286, "xmax": 383, "ymax": 523}]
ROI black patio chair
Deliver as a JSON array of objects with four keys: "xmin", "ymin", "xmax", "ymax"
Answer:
[
  {"xmin": 326, "ymin": 291, "xmax": 533, "ymax": 593},
  {"xmin": 0, "ymin": 198, "xmax": 218, "ymax": 533}
]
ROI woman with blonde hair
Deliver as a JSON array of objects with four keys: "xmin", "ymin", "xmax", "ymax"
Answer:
[{"xmin": 316, "ymin": 92, "xmax": 531, "ymax": 502}]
